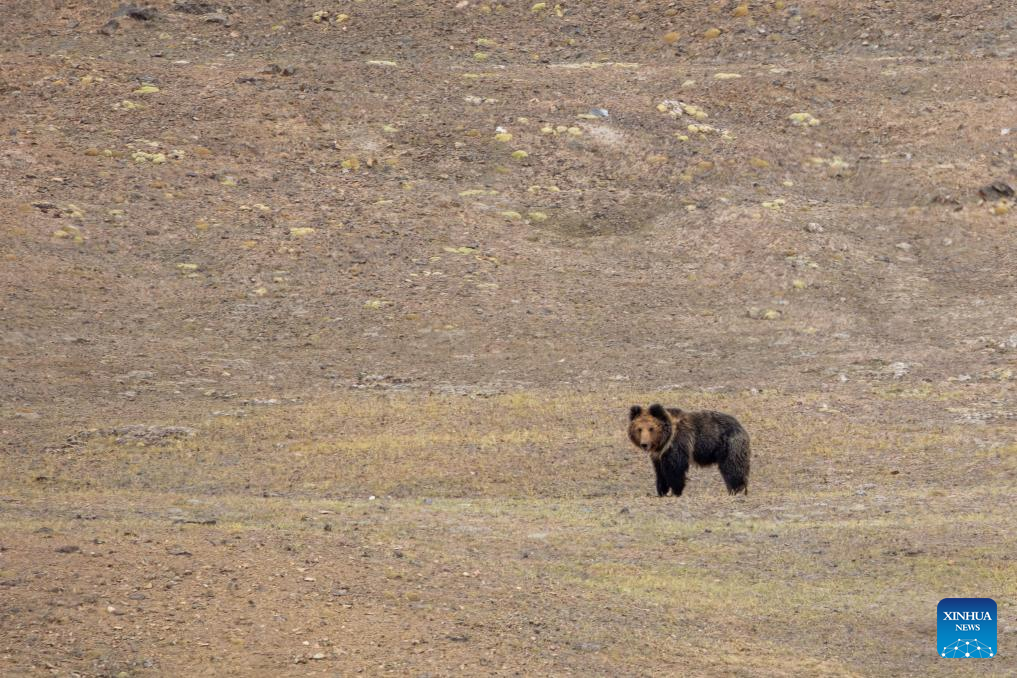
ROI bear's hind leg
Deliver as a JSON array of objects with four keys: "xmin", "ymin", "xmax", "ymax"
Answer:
[
  {"xmin": 720, "ymin": 429, "xmax": 750, "ymax": 495},
  {"xmin": 719, "ymin": 455, "xmax": 748, "ymax": 495}
]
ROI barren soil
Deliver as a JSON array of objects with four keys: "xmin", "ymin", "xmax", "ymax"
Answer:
[{"xmin": 2, "ymin": 1, "xmax": 1017, "ymax": 676}]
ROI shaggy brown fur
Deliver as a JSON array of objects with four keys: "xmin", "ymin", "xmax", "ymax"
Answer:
[{"xmin": 628, "ymin": 403, "xmax": 750, "ymax": 496}]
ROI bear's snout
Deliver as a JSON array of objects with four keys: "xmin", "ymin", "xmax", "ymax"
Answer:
[{"xmin": 640, "ymin": 442, "xmax": 650, "ymax": 451}]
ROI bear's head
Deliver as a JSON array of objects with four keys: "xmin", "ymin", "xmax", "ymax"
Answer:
[{"xmin": 628, "ymin": 404, "xmax": 673, "ymax": 454}]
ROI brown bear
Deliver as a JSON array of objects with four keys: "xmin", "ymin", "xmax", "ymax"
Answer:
[{"xmin": 628, "ymin": 404, "xmax": 750, "ymax": 496}]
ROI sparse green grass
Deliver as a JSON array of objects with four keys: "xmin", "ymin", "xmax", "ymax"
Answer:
[{"xmin": 3, "ymin": 389, "xmax": 1015, "ymax": 676}]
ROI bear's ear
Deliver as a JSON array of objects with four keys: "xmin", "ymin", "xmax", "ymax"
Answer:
[
  {"xmin": 629, "ymin": 405, "xmax": 643, "ymax": 421},
  {"xmin": 648, "ymin": 404, "xmax": 669, "ymax": 422}
]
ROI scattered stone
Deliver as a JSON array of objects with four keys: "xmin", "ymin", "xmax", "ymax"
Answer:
[
  {"xmin": 68, "ymin": 425, "xmax": 198, "ymax": 445},
  {"xmin": 889, "ymin": 362, "xmax": 911, "ymax": 379},
  {"xmin": 55, "ymin": 545, "xmax": 80, "ymax": 553},
  {"xmin": 979, "ymin": 181, "xmax": 1014, "ymax": 201},
  {"xmin": 262, "ymin": 64, "xmax": 296, "ymax": 76},
  {"xmin": 98, "ymin": 19, "xmax": 119, "ymax": 35},
  {"xmin": 172, "ymin": 1, "xmax": 224, "ymax": 14},
  {"xmin": 114, "ymin": 4, "xmax": 158, "ymax": 21},
  {"xmin": 657, "ymin": 100, "xmax": 708, "ymax": 120},
  {"xmin": 14, "ymin": 411, "xmax": 41, "ymax": 420},
  {"xmin": 805, "ymin": 222, "xmax": 824, "ymax": 233}
]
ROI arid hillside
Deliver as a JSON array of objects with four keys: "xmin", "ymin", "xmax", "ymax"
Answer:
[{"xmin": 2, "ymin": 1, "xmax": 1016, "ymax": 676}]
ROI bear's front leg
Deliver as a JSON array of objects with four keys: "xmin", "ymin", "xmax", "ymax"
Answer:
[
  {"xmin": 661, "ymin": 447, "xmax": 690, "ymax": 498},
  {"xmin": 652, "ymin": 459, "xmax": 670, "ymax": 496}
]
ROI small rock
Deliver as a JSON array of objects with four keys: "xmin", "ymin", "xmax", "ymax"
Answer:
[
  {"xmin": 55, "ymin": 545, "xmax": 80, "ymax": 553},
  {"xmin": 979, "ymin": 181, "xmax": 1014, "ymax": 201},
  {"xmin": 108, "ymin": 425, "xmax": 196, "ymax": 444},
  {"xmin": 172, "ymin": 1, "xmax": 222, "ymax": 14},
  {"xmin": 310, "ymin": 653, "xmax": 326, "ymax": 660},
  {"xmin": 805, "ymin": 222, "xmax": 824, "ymax": 233},
  {"xmin": 588, "ymin": 107, "xmax": 609, "ymax": 118},
  {"xmin": 14, "ymin": 411, "xmax": 41, "ymax": 420},
  {"xmin": 889, "ymin": 362, "xmax": 910, "ymax": 379},
  {"xmin": 98, "ymin": 19, "xmax": 119, "ymax": 35},
  {"xmin": 114, "ymin": 4, "xmax": 158, "ymax": 20},
  {"xmin": 262, "ymin": 64, "xmax": 296, "ymax": 76}
]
